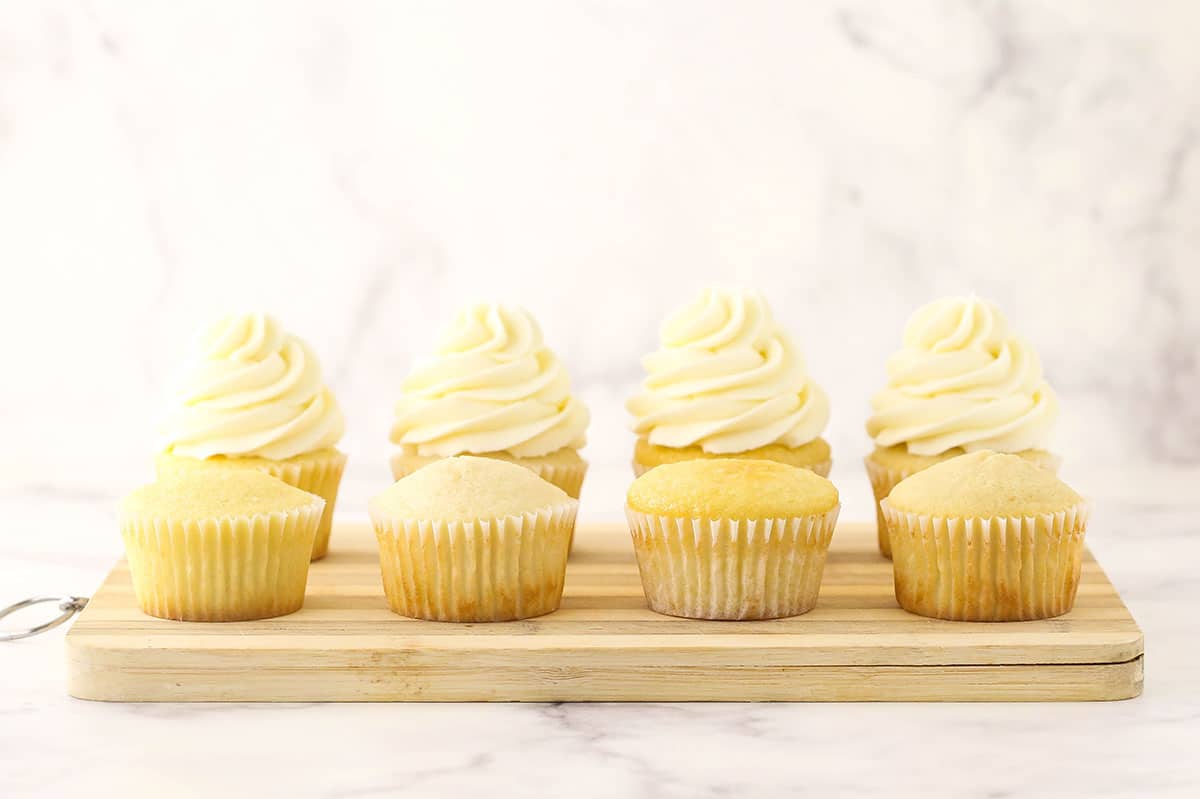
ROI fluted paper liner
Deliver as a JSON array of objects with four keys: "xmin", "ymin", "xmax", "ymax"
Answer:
[
  {"xmin": 390, "ymin": 454, "xmax": 587, "ymax": 500},
  {"xmin": 865, "ymin": 451, "xmax": 1061, "ymax": 559},
  {"xmin": 121, "ymin": 501, "xmax": 324, "ymax": 622},
  {"xmin": 261, "ymin": 450, "xmax": 347, "ymax": 560},
  {"xmin": 370, "ymin": 502, "xmax": 577, "ymax": 622},
  {"xmin": 633, "ymin": 459, "xmax": 832, "ymax": 479},
  {"xmin": 863, "ymin": 457, "xmax": 912, "ymax": 559},
  {"xmin": 527, "ymin": 459, "xmax": 587, "ymax": 498},
  {"xmin": 157, "ymin": 449, "xmax": 347, "ymax": 561},
  {"xmin": 881, "ymin": 499, "xmax": 1089, "ymax": 621},
  {"xmin": 624, "ymin": 506, "xmax": 840, "ymax": 620}
]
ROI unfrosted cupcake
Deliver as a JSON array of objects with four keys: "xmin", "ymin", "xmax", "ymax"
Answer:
[
  {"xmin": 626, "ymin": 459, "xmax": 839, "ymax": 620},
  {"xmin": 882, "ymin": 451, "xmax": 1088, "ymax": 621},
  {"xmin": 865, "ymin": 296, "xmax": 1060, "ymax": 557},
  {"xmin": 156, "ymin": 313, "xmax": 347, "ymax": 560},
  {"xmin": 627, "ymin": 288, "xmax": 831, "ymax": 477},
  {"xmin": 370, "ymin": 456, "xmax": 578, "ymax": 622},
  {"xmin": 121, "ymin": 469, "xmax": 325, "ymax": 621},
  {"xmin": 389, "ymin": 303, "xmax": 590, "ymax": 498}
]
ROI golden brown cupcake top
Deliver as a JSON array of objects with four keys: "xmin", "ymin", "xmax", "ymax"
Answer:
[
  {"xmin": 885, "ymin": 450, "xmax": 1082, "ymax": 518},
  {"xmin": 371, "ymin": 455, "xmax": 572, "ymax": 522},
  {"xmin": 627, "ymin": 459, "xmax": 838, "ymax": 519},
  {"xmin": 392, "ymin": 447, "xmax": 585, "ymax": 468},
  {"xmin": 636, "ymin": 437, "xmax": 830, "ymax": 470},
  {"xmin": 868, "ymin": 444, "xmax": 1058, "ymax": 473},
  {"xmin": 122, "ymin": 470, "xmax": 323, "ymax": 521},
  {"xmin": 157, "ymin": 447, "xmax": 343, "ymax": 472}
]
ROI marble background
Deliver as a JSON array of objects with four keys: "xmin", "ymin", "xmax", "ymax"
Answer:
[
  {"xmin": 1, "ymin": 0, "xmax": 1198, "ymax": 514},
  {"xmin": 1, "ymin": 3, "xmax": 1198, "ymax": 796}
]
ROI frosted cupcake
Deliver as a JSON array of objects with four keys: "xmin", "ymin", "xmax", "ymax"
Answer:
[
  {"xmin": 866, "ymin": 296, "xmax": 1060, "ymax": 558},
  {"xmin": 882, "ymin": 451, "xmax": 1088, "ymax": 621},
  {"xmin": 156, "ymin": 313, "xmax": 347, "ymax": 560},
  {"xmin": 389, "ymin": 303, "xmax": 590, "ymax": 498},
  {"xmin": 121, "ymin": 469, "xmax": 325, "ymax": 621},
  {"xmin": 369, "ymin": 456, "xmax": 578, "ymax": 622},
  {"xmin": 627, "ymin": 288, "xmax": 831, "ymax": 477},
  {"xmin": 626, "ymin": 459, "xmax": 839, "ymax": 620}
]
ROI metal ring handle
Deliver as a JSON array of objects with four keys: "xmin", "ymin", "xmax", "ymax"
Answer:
[{"xmin": 0, "ymin": 596, "xmax": 89, "ymax": 641}]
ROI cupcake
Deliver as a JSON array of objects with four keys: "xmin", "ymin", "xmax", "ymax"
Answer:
[
  {"xmin": 120, "ymin": 469, "xmax": 325, "ymax": 621},
  {"xmin": 627, "ymin": 288, "xmax": 831, "ymax": 477},
  {"xmin": 881, "ymin": 451, "xmax": 1088, "ymax": 621},
  {"xmin": 156, "ymin": 313, "xmax": 347, "ymax": 560},
  {"xmin": 369, "ymin": 456, "xmax": 578, "ymax": 622},
  {"xmin": 625, "ymin": 459, "xmax": 840, "ymax": 620},
  {"xmin": 865, "ymin": 296, "xmax": 1060, "ymax": 558},
  {"xmin": 389, "ymin": 303, "xmax": 590, "ymax": 498}
]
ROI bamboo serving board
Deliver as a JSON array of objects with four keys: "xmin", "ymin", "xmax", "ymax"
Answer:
[{"xmin": 66, "ymin": 522, "xmax": 1143, "ymax": 702}]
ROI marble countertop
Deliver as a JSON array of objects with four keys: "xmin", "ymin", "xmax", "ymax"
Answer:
[
  {"xmin": 2, "ymin": 1, "xmax": 1198, "ymax": 794},
  {"xmin": 2, "ymin": 464, "xmax": 1198, "ymax": 798}
]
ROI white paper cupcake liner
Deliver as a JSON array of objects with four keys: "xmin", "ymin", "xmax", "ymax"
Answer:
[
  {"xmin": 881, "ymin": 499, "xmax": 1089, "ymax": 621},
  {"xmin": 370, "ymin": 502, "xmax": 578, "ymax": 622},
  {"xmin": 121, "ymin": 501, "xmax": 324, "ymax": 622},
  {"xmin": 865, "ymin": 451, "xmax": 1062, "ymax": 559},
  {"xmin": 863, "ymin": 456, "xmax": 913, "ymax": 559},
  {"xmin": 264, "ymin": 450, "xmax": 347, "ymax": 560},
  {"xmin": 390, "ymin": 454, "xmax": 587, "ymax": 499},
  {"xmin": 156, "ymin": 449, "xmax": 347, "ymax": 561},
  {"xmin": 808, "ymin": 459, "xmax": 832, "ymax": 479},
  {"xmin": 624, "ymin": 506, "xmax": 840, "ymax": 620}
]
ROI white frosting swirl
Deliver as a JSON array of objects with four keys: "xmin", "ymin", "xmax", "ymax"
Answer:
[
  {"xmin": 866, "ymin": 296, "xmax": 1059, "ymax": 455},
  {"xmin": 160, "ymin": 313, "xmax": 345, "ymax": 460},
  {"xmin": 390, "ymin": 303, "xmax": 589, "ymax": 458},
  {"xmin": 627, "ymin": 288, "xmax": 830, "ymax": 453}
]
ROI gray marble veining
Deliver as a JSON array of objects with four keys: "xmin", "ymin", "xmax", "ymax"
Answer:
[
  {"xmin": 1, "ymin": 2, "xmax": 1198, "ymax": 795},
  {"xmin": 1, "ymin": 1, "xmax": 1197, "ymax": 504}
]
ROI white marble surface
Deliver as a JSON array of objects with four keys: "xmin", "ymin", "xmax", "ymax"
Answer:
[
  {"xmin": 2, "ymin": 1, "xmax": 1199, "ymax": 795},
  {"xmin": 3, "ymin": 464, "xmax": 1199, "ymax": 797}
]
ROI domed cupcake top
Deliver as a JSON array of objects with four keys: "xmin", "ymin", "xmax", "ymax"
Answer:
[
  {"xmin": 627, "ymin": 459, "xmax": 838, "ymax": 519},
  {"xmin": 885, "ymin": 450, "xmax": 1082, "ymax": 518},
  {"xmin": 159, "ymin": 313, "xmax": 345, "ymax": 461},
  {"xmin": 122, "ymin": 469, "xmax": 324, "ymax": 521},
  {"xmin": 371, "ymin": 456, "xmax": 573, "ymax": 522},
  {"xmin": 866, "ymin": 296, "xmax": 1058, "ymax": 456},
  {"xmin": 390, "ymin": 303, "xmax": 589, "ymax": 458},
  {"xmin": 627, "ymin": 288, "xmax": 830, "ymax": 453}
]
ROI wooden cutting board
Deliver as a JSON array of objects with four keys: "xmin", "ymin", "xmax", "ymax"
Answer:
[{"xmin": 66, "ymin": 522, "xmax": 1143, "ymax": 702}]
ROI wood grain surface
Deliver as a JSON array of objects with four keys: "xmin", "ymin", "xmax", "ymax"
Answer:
[{"xmin": 66, "ymin": 522, "xmax": 1144, "ymax": 702}]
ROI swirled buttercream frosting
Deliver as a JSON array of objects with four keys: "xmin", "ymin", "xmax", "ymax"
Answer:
[
  {"xmin": 160, "ymin": 313, "xmax": 345, "ymax": 460},
  {"xmin": 866, "ymin": 296, "xmax": 1058, "ymax": 456},
  {"xmin": 390, "ymin": 303, "xmax": 589, "ymax": 458},
  {"xmin": 627, "ymin": 288, "xmax": 830, "ymax": 453}
]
